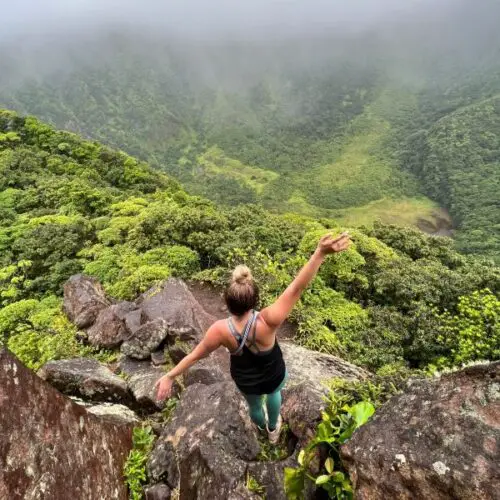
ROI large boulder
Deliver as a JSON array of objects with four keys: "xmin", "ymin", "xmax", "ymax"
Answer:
[
  {"xmin": 137, "ymin": 279, "xmax": 216, "ymax": 341},
  {"xmin": 183, "ymin": 350, "xmax": 230, "ymax": 387},
  {"xmin": 147, "ymin": 381, "xmax": 260, "ymax": 499},
  {"xmin": 341, "ymin": 362, "xmax": 500, "ymax": 500},
  {"xmin": 86, "ymin": 302, "xmax": 136, "ymax": 348},
  {"xmin": 121, "ymin": 319, "xmax": 169, "ymax": 360},
  {"xmin": 38, "ymin": 357, "xmax": 132, "ymax": 405},
  {"xmin": 63, "ymin": 274, "xmax": 111, "ymax": 328},
  {"xmin": 280, "ymin": 341, "xmax": 369, "ymax": 390},
  {"xmin": 119, "ymin": 356, "xmax": 177, "ymax": 412},
  {"xmin": 0, "ymin": 349, "xmax": 132, "ymax": 500},
  {"xmin": 281, "ymin": 382, "xmax": 325, "ymax": 448}
]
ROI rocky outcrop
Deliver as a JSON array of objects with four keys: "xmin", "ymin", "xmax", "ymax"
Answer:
[
  {"xmin": 38, "ymin": 357, "xmax": 132, "ymax": 404},
  {"xmin": 280, "ymin": 341, "xmax": 369, "ymax": 389},
  {"xmin": 119, "ymin": 356, "xmax": 178, "ymax": 412},
  {"xmin": 63, "ymin": 274, "xmax": 110, "ymax": 328},
  {"xmin": 86, "ymin": 302, "xmax": 135, "ymax": 348},
  {"xmin": 121, "ymin": 318, "xmax": 169, "ymax": 359},
  {"xmin": 0, "ymin": 349, "xmax": 132, "ymax": 500},
  {"xmin": 145, "ymin": 339, "xmax": 370, "ymax": 500},
  {"xmin": 341, "ymin": 362, "xmax": 500, "ymax": 500},
  {"xmin": 137, "ymin": 279, "xmax": 215, "ymax": 342},
  {"xmin": 63, "ymin": 276, "xmax": 216, "ymax": 360},
  {"xmin": 147, "ymin": 381, "xmax": 260, "ymax": 498}
]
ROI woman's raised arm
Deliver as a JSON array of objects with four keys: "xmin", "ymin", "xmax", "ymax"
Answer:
[{"xmin": 260, "ymin": 233, "xmax": 351, "ymax": 329}]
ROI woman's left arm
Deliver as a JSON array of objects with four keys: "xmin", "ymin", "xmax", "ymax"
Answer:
[{"xmin": 155, "ymin": 324, "xmax": 222, "ymax": 401}]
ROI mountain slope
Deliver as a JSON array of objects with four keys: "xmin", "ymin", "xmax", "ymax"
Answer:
[
  {"xmin": 1, "ymin": 109, "xmax": 499, "ymax": 376},
  {"xmin": 0, "ymin": 36, "xmax": 443, "ymax": 230}
]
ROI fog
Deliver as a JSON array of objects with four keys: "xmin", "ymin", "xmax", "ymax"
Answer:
[
  {"xmin": 1, "ymin": 0, "xmax": 499, "ymax": 95},
  {"xmin": 2, "ymin": 0, "xmax": 435, "ymax": 41}
]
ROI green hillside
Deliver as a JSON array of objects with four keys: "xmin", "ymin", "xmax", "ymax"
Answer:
[
  {"xmin": 400, "ymin": 91, "xmax": 500, "ymax": 261},
  {"xmin": 1, "ymin": 109, "xmax": 498, "ymax": 375},
  {"xmin": 1, "ymin": 0, "xmax": 500, "ymax": 261},
  {"xmin": 0, "ymin": 38, "xmax": 443, "ymax": 231}
]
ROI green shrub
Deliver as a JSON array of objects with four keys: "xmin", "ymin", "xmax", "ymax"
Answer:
[
  {"xmin": 284, "ymin": 400, "xmax": 374, "ymax": 500},
  {"xmin": 436, "ymin": 289, "xmax": 500, "ymax": 366},
  {"xmin": 142, "ymin": 246, "xmax": 200, "ymax": 278},
  {"xmin": 107, "ymin": 265, "xmax": 171, "ymax": 300},
  {"xmin": 4, "ymin": 296, "xmax": 101, "ymax": 370},
  {"xmin": 246, "ymin": 472, "xmax": 266, "ymax": 498}
]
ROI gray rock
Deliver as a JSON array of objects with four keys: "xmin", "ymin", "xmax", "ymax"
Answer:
[
  {"xmin": 341, "ymin": 361, "xmax": 500, "ymax": 500},
  {"xmin": 281, "ymin": 382, "xmax": 325, "ymax": 448},
  {"xmin": 121, "ymin": 319, "xmax": 169, "ymax": 360},
  {"xmin": 124, "ymin": 308, "xmax": 143, "ymax": 334},
  {"xmin": 145, "ymin": 484, "xmax": 172, "ymax": 500},
  {"xmin": 183, "ymin": 355, "xmax": 228, "ymax": 387},
  {"xmin": 280, "ymin": 341, "xmax": 369, "ymax": 391},
  {"xmin": 248, "ymin": 456, "xmax": 298, "ymax": 500},
  {"xmin": 38, "ymin": 357, "xmax": 132, "ymax": 405},
  {"xmin": 0, "ymin": 349, "xmax": 132, "ymax": 500},
  {"xmin": 151, "ymin": 349, "xmax": 168, "ymax": 366},
  {"xmin": 63, "ymin": 274, "xmax": 110, "ymax": 328},
  {"xmin": 119, "ymin": 357, "xmax": 175, "ymax": 412},
  {"xmin": 87, "ymin": 403, "xmax": 140, "ymax": 426},
  {"xmin": 168, "ymin": 342, "xmax": 191, "ymax": 364},
  {"xmin": 137, "ymin": 279, "xmax": 216, "ymax": 342},
  {"xmin": 86, "ymin": 303, "xmax": 134, "ymax": 348},
  {"xmin": 147, "ymin": 381, "xmax": 260, "ymax": 497}
]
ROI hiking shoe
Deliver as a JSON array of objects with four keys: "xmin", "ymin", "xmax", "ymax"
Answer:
[
  {"xmin": 254, "ymin": 423, "xmax": 266, "ymax": 435},
  {"xmin": 267, "ymin": 415, "xmax": 282, "ymax": 445}
]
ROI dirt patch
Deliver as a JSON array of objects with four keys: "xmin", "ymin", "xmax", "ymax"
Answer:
[
  {"xmin": 187, "ymin": 280, "xmax": 297, "ymax": 340},
  {"xmin": 418, "ymin": 209, "xmax": 454, "ymax": 237}
]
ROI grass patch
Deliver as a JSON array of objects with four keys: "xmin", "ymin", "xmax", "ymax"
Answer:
[
  {"xmin": 332, "ymin": 197, "xmax": 444, "ymax": 228},
  {"xmin": 197, "ymin": 146, "xmax": 279, "ymax": 194}
]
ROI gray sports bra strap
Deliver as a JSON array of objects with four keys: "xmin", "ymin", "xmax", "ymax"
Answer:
[
  {"xmin": 248, "ymin": 312, "xmax": 260, "ymax": 352},
  {"xmin": 227, "ymin": 317, "xmax": 241, "ymax": 340},
  {"xmin": 231, "ymin": 310, "xmax": 256, "ymax": 356}
]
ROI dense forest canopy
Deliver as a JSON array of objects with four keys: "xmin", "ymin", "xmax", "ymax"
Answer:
[
  {"xmin": 1, "ymin": 110, "xmax": 499, "ymax": 375},
  {"xmin": 1, "ymin": 0, "xmax": 500, "ymax": 261}
]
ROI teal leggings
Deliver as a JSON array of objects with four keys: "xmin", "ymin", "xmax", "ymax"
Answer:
[{"xmin": 242, "ymin": 375, "xmax": 287, "ymax": 431}]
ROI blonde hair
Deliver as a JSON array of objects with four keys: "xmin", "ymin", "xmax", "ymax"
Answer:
[
  {"xmin": 231, "ymin": 265, "xmax": 253, "ymax": 285},
  {"xmin": 225, "ymin": 265, "xmax": 259, "ymax": 316}
]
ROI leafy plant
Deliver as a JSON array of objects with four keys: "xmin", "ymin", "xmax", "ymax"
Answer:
[
  {"xmin": 123, "ymin": 426, "xmax": 155, "ymax": 500},
  {"xmin": 246, "ymin": 472, "xmax": 266, "ymax": 498},
  {"xmin": 284, "ymin": 393, "xmax": 375, "ymax": 499},
  {"xmin": 436, "ymin": 289, "xmax": 500, "ymax": 366},
  {"xmin": 161, "ymin": 397, "xmax": 179, "ymax": 423}
]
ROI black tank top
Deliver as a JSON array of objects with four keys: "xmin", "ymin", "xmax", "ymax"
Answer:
[{"xmin": 228, "ymin": 311, "xmax": 286, "ymax": 395}]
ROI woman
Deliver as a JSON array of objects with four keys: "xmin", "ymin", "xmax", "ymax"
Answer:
[{"xmin": 156, "ymin": 232, "xmax": 351, "ymax": 443}]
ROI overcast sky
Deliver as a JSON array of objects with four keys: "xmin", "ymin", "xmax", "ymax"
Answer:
[{"xmin": 2, "ymin": 0, "xmax": 437, "ymax": 40}]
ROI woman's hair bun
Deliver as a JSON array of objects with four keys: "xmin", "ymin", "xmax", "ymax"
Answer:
[{"xmin": 232, "ymin": 265, "xmax": 253, "ymax": 285}]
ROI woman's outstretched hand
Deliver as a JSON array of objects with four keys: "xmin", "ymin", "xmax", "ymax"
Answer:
[
  {"xmin": 317, "ymin": 232, "xmax": 351, "ymax": 255},
  {"xmin": 155, "ymin": 375, "xmax": 174, "ymax": 402}
]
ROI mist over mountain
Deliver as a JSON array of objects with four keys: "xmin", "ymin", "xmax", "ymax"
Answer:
[{"xmin": 1, "ymin": 0, "xmax": 500, "ymax": 260}]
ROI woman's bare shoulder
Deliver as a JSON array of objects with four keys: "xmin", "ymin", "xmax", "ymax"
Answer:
[{"xmin": 207, "ymin": 318, "xmax": 230, "ymax": 337}]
